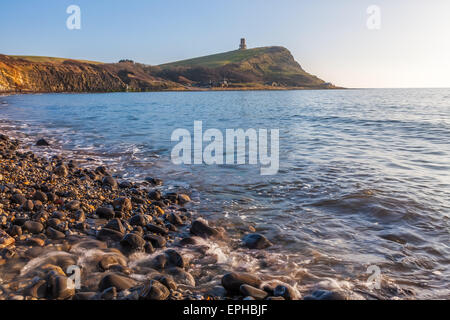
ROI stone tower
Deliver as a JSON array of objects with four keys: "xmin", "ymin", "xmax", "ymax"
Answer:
[{"xmin": 239, "ymin": 38, "xmax": 247, "ymax": 50}]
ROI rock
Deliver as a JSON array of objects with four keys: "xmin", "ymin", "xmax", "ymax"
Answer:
[
  {"xmin": 152, "ymin": 275, "xmax": 177, "ymax": 291},
  {"xmin": 303, "ymin": 290, "xmax": 347, "ymax": 300},
  {"xmin": 66, "ymin": 200, "xmax": 80, "ymax": 211},
  {"xmin": 33, "ymin": 191, "xmax": 48, "ymax": 203},
  {"xmin": 36, "ymin": 138, "xmax": 50, "ymax": 147},
  {"xmin": 96, "ymin": 207, "xmax": 115, "ymax": 220},
  {"xmin": 9, "ymin": 225, "xmax": 22, "ymax": 237},
  {"xmin": 73, "ymin": 292, "xmax": 97, "ymax": 300},
  {"xmin": 48, "ymin": 276, "xmax": 76, "ymax": 300},
  {"xmin": 242, "ymin": 233, "xmax": 272, "ymax": 249},
  {"xmin": 24, "ymin": 280, "xmax": 48, "ymax": 298},
  {"xmin": 151, "ymin": 249, "xmax": 186, "ymax": 270},
  {"xmin": 119, "ymin": 181, "xmax": 132, "ymax": 189},
  {"xmin": 240, "ymin": 284, "xmax": 268, "ymax": 300},
  {"xmin": 102, "ymin": 176, "xmax": 118, "ymax": 189},
  {"xmin": 22, "ymin": 200, "xmax": 34, "ymax": 211},
  {"xmin": 98, "ymin": 274, "xmax": 136, "ymax": 292},
  {"xmin": 190, "ymin": 218, "xmax": 221, "ymax": 239},
  {"xmin": 144, "ymin": 234, "xmax": 166, "ymax": 248},
  {"xmin": 165, "ymin": 212, "xmax": 183, "ymax": 226},
  {"xmin": 54, "ymin": 164, "xmax": 69, "ymax": 177},
  {"xmin": 26, "ymin": 237, "xmax": 45, "ymax": 247},
  {"xmin": 178, "ymin": 194, "xmax": 191, "ymax": 205},
  {"xmin": 113, "ymin": 197, "xmax": 132, "ymax": 212},
  {"xmin": 221, "ymin": 272, "xmax": 262, "ymax": 294},
  {"xmin": 146, "ymin": 223, "xmax": 168, "ymax": 235},
  {"xmin": 274, "ymin": 284, "xmax": 300, "ymax": 300},
  {"xmin": 11, "ymin": 193, "xmax": 27, "ymax": 206},
  {"xmin": 0, "ymin": 230, "xmax": 15, "ymax": 249},
  {"xmin": 166, "ymin": 267, "xmax": 196, "ymax": 287},
  {"xmin": 120, "ymin": 233, "xmax": 146, "ymax": 251},
  {"xmin": 266, "ymin": 296, "xmax": 285, "ymax": 300},
  {"xmin": 140, "ymin": 280, "xmax": 169, "ymax": 300},
  {"xmin": 145, "ymin": 177, "xmax": 163, "ymax": 186},
  {"xmin": 46, "ymin": 227, "xmax": 66, "ymax": 240},
  {"xmin": 23, "ymin": 221, "xmax": 44, "ymax": 234},
  {"xmin": 104, "ymin": 218, "xmax": 124, "ymax": 233},
  {"xmin": 98, "ymin": 255, "xmax": 126, "ymax": 272},
  {"xmin": 164, "ymin": 249, "xmax": 186, "ymax": 269},
  {"xmin": 129, "ymin": 214, "xmax": 147, "ymax": 227},
  {"xmin": 148, "ymin": 190, "xmax": 161, "ymax": 201},
  {"xmin": 101, "ymin": 287, "xmax": 117, "ymax": 300},
  {"xmin": 97, "ymin": 228, "xmax": 124, "ymax": 241}
]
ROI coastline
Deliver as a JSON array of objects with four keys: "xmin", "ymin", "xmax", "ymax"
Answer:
[{"xmin": 0, "ymin": 129, "xmax": 309, "ymax": 301}]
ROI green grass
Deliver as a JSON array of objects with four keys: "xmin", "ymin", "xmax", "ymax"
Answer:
[
  {"xmin": 159, "ymin": 47, "xmax": 277, "ymax": 69},
  {"xmin": 8, "ymin": 55, "xmax": 103, "ymax": 65}
]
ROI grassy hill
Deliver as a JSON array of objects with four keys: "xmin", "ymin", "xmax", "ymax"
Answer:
[
  {"xmin": 160, "ymin": 47, "xmax": 276, "ymax": 69},
  {"xmin": 158, "ymin": 46, "xmax": 331, "ymax": 88}
]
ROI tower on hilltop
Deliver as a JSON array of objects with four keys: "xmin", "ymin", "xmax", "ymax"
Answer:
[{"xmin": 239, "ymin": 38, "xmax": 247, "ymax": 50}]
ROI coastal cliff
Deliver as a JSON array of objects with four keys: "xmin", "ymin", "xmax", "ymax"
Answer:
[{"xmin": 0, "ymin": 47, "xmax": 335, "ymax": 93}]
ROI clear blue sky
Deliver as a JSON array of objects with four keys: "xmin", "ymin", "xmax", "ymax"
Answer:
[{"xmin": 1, "ymin": 0, "xmax": 449, "ymax": 88}]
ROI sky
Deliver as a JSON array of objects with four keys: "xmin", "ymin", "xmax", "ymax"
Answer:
[{"xmin": 1, "ymin": 0, "xmax": 449, "ymax": 88}]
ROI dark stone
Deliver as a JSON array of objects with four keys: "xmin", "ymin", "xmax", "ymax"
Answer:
[
  {"xmin": 113, "ymin": 197, "xmax": 132, "ymax": 212},
  {"xmin": 240, "ymin": 284, "xmax": 268, "ymax": 300},
  {"xmin": 140, "ymin": 280, "xmax": 169, "ymax": 300},
  {"xmin": 48, "ymin": 276, "xmax": 75, "ymax": 300},
  {"xmin": 46, "ymin": 227, "xmax": 66, "ymax": 240},
  {"xmin": 33, "ymin": 191, "xmax": 48, "ymax": 203},
  {"xmin": 165, "ymin": 212, "xmax": 183, "ymax": 226},
  {"xmin": 164, "ymin": 249, "xmax": 186, "ymax": 269},
  {"xmin": 242, "ymin": 233, "xmax": 272, "ymax": 249},
  {"xmin": 23, "ymin": 221, "xmax": 44, "ymax": 234},
  {"xmin": 274, "ymin": 284, "xmax": 300, "ymax": 300},
  {"xmin": 303, "ymin": 290, "xmax": 347, "ymax": 300},
  {"xmin": 36, "ymin": 138, "xmax": 50, "ymax": 147},
  {"xmin": 99, "ymin": 255, "xmax": 124, "ymax": 272},
  {"xmin": 98, "ymin": 274, "xmax": 136, "ymax": 292},
  {"xmin": 102, "ymin": 176, "xmax": 118, "ymax": 189},
  {"xmin": 148, "ymin": 190, "xmax": 161, "ymax": 201},
  {"xmin": 221, "ymin": 272, "xmax": 262, "ymax": 294},
  {"xmin": 152, "ymin": 275, "xmax": 177, "ymax": 291},
  {"xmin": 146, "ymin": 223, "xmax": 168, "ymax": 236},
  {"xmin": 54, "ymin": 164, "xmax": 69, "ymax": 177},
  {"xmin": 11, "ymin": 193, "xmax": 26, "ymax": 206},
  {"xmin": 97, "ymin": 228, "xmax": 124, "ymax": 241},
  {"xmin": 129, "ymin": 214, "xmax": 146, "ymax": 227},
  {"xmin": 145, "ymin": 177, "xmax": 163, "ymax": 186},
  {"xmin": 120, "ymin": 233, "xmax": 145, "ymax": 251},
  {"xmin": 144, "ymin": 234, "xmax": 166, "ymax": 248},
  {"xmin": 101, "ymin": 286, "xmax": 117, "ymax": 300},
  {"xmin": 9, "ymin": 225, "xmax": 22, "ymax": 237},
  {"xmin": 105, "ymin": 218, "xmax": 125, "ymax": 233},
  {"xmin": 66, "ymin": 200, "xmax": 80, "ymax": 211},
  {"xmin": 73, "ymin": 292, "xmax": 97, "ymax": 300},
  {"xmin": 144, "ymin": 242, "xmax": 155, "ymax": 254},
  {"xmin": 190, "ymin": 218, "xmax": 221, "ymax": 239},
  {"xmin": 166, "ymin": 267, "xmax": 195, "ymax": 286},
  {"xmin": 24, "ymin": 280, "xmax": 48, "ymax": 298},
  {"xmin": 119, "ymin": 181, "xmax": 132, "ymax": 189},
  {"xmin": 22, "ymin": 200, "xmax": 34, "ymax": 211},
  {"xmin": 96, "ymin": 207, "xmax": 115, "ymax": 220}
]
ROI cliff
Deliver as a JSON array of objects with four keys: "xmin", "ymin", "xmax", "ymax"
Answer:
[{"xmin": 0, "ymin": 47, "xmax": 335, "ymax": 93}]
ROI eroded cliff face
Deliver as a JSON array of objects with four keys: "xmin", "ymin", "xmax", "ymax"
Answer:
[
  {"xmin": 0, "ymin": 55, "xmax": 181, "ymax": 93},
  {"xmin": 0, "ymin": 47, "xmax": 335, "ymax": 93}
]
